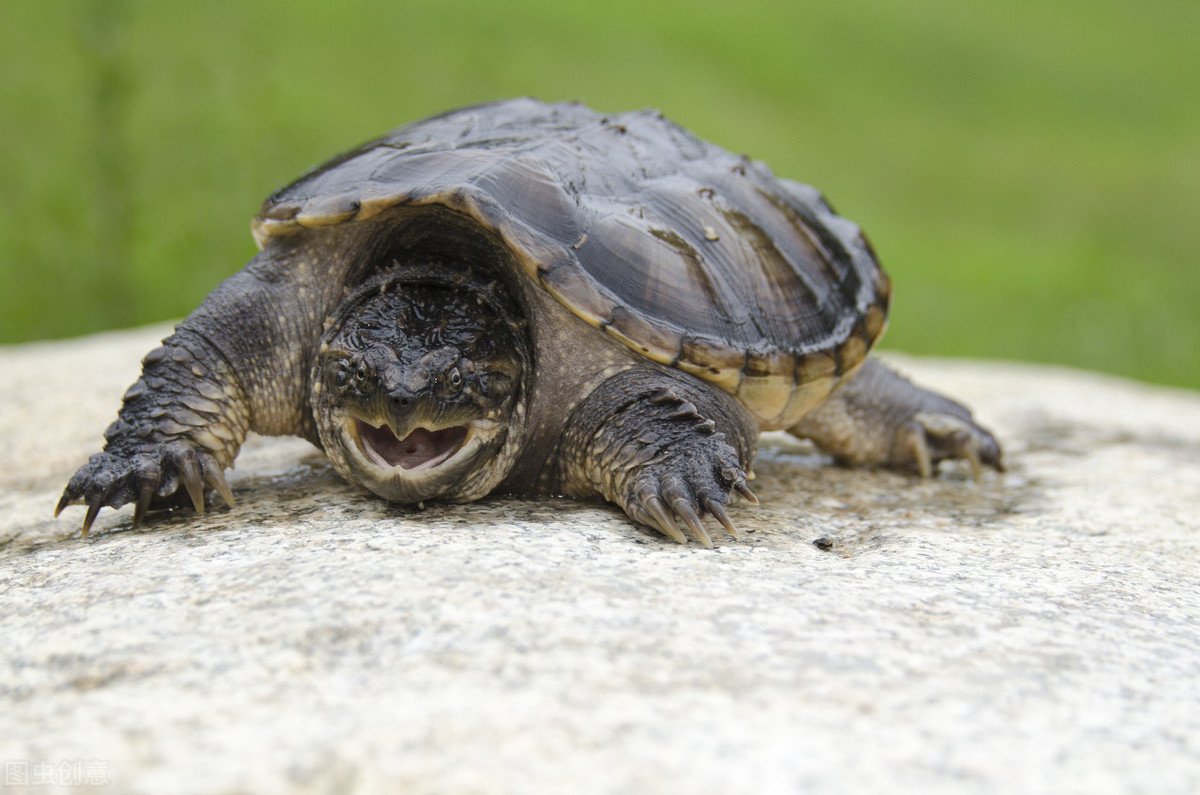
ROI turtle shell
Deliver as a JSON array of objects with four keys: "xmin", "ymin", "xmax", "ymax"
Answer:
[{"xmin": 253, "ymin": 98, "xmax": 891, "ymax": 429}]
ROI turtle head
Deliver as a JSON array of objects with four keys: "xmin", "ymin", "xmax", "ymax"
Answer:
[{"xmin": 311, "ymin": 271, "xmax": 528, "ymax": 504}]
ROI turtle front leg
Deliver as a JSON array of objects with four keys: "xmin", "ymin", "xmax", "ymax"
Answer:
[
  {"xmin": 57, "ymin": 251, "xmax": 329, "ymax": 535},
  {"xmin": 554, "ymin": 368, "xmax": 759, "ymax": 547},
  {"xmin": 57, "ymin": 328, "xmax": 252, "ymax": 534},
  {"xmin": 789, "ymin": 358, "xmax": 1003, "ymax": 478}
]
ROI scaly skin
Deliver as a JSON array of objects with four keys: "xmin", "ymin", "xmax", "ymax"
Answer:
[
  {"xmin": 57, "ymin": 239, "xmax": 1001, "ymax": 545},
  {"xmin": 57, "ymin": 237, "xmax": 343, "ymax": 534},
  {"xmin": 550, "ymin": 367, "xmax": 760, "ymax": 547},
  {"xmin": 57, "ymin": 328, "xmax": 249, "ymax": 531},
  {"xmin": 310, "ymin": 268, "xmax": 530, "ymax": 505},
  {"xmin": 789, "ymin": 358, "xmax": 1003, "ymax": 478}
]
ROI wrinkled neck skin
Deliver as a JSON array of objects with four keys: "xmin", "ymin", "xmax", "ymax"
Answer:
[{"xmin": 310, "ymin": 265, "xmax": 529, "ymax": 504}]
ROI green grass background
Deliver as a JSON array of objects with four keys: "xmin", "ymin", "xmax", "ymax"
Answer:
[{"xmin": 3, "ymin": 0, "xmax": 1197, "ymax": 389}]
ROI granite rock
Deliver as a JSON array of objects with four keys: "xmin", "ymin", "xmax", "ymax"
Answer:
[{"xmin": 2, "ymin": 324, "xmax": 1198, "ymax": 794}]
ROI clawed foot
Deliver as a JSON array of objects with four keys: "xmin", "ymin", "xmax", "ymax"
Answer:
[
  {"xmin": 791, "ymin": 360, "xmax": 1005, "ymax": 481},
  {"xmin": 895, "ymin": 411, "xmax": 1004, "ymax": 479},
  {"xmin": 619, "ymin": 392, "xmax": 758, "ymax": 547},
  {"xmin": 626, "ymin": 458, "xmax": 757, "ymax": 548},
  {"xmin": 56, "ymin": 442, "xmax": 235, "ymax": 536}
]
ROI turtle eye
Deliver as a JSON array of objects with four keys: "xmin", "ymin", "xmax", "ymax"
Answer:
[
  {"xmin": 445, "ymin": 365, "xmax": 463, "ymax": 394},
  {"xmin": 356, "ymin": 363, "xmax": 369, "ymax": 383}
]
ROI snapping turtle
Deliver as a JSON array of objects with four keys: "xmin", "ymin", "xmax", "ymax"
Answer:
[{"xmin": 58, "ymin": 98, "xmax": 1001, "ymax": 546}]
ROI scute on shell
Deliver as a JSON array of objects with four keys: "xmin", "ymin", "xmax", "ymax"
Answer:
[{"xmin": 252, "ymin": 98, "xmax": 891, "ymax": 429}]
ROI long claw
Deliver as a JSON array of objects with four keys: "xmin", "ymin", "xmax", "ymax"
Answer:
[
  {"xmin": 956, "ymin": 435, "xmax": 984, "ymax": 481},
  {"xmin": 205, "ymin": 466, "xmax": 235, "ymax": 508},
  {"xmin": 904, "ymin": 424, "xmax": 933, "ymax": 478},
  {"xmin": 644, "ymin": 495, "xmax": 687, "ymax": 545},
  {"xmin": 178, "ymin": 456, "xmax": 206, "ymax": 514},
  {"xmin": 672, "ymin": 499, "xmax": 713, "ymax": 548},
  {"xmin": 132, "ymin": 481, "xmax": 154, "ymax": 526},
  {"xmin": 734, "ymin": 481, "xmax": 759, "ymax": 505},
  {"xmin": 54, "ymin": 492, "xmax": 71, "ymax": 518},
  {"xmin": 703, "ymin": 498, "xmax": 739, "ymax": 540},
  {"xmin": 82, "ymin": 501, "xmax": 102, "ymax": 537}
]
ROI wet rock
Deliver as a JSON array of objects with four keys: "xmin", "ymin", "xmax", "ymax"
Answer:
[{"xmin": 2, "ymin": 325, "xmax": 1199, "ymax": 794}]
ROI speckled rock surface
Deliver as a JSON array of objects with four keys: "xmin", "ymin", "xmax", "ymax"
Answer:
[{"xmin": 2, "ymin": 324, "xmax": 1198, "ymax": 794}]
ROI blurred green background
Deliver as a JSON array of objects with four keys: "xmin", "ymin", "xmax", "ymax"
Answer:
[{"xmin": 2, "ymin": 0, "xmax": 1197, "ymax": 389}]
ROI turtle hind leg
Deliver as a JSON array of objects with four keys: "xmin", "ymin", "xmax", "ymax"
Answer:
[
  {"xmin": 789, "ymin": 357, "xmax": 1003, "ymax": 478},
  {"xmin": 553, "ymin": 368, "xmax": 759, "ymax": 547}
]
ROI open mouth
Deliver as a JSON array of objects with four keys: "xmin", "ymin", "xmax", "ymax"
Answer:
[{"xmin": 355, "ymin": 420, "xmax": 469, "ymax": 471}]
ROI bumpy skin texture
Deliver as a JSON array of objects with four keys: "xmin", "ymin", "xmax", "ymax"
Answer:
[
  {"xmin": 551, "ymin": 367, "xmax": 760, "ymax": 547},
  {"xmin": 57, "ymin": 235, "xmax": 338, "ymax": 532},
  {"xmin": 59, "ymin": 329, "xmax": 248, "ymax": 528},
  {"xmin": 310, "ymin": 266, "xmax": 531, "ymax": 505},
  {"xmin": 790, "ymin": 359, "xmax": 1003, "ymax": 478},
  {"xmin": 59, "ymin": 98, "xmax": 1003, "ymax": 545}
]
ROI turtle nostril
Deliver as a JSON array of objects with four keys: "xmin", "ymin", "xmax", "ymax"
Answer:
[{"xmin": 393, "ymin": 395, "xmax": 411, "ymax": 409}]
